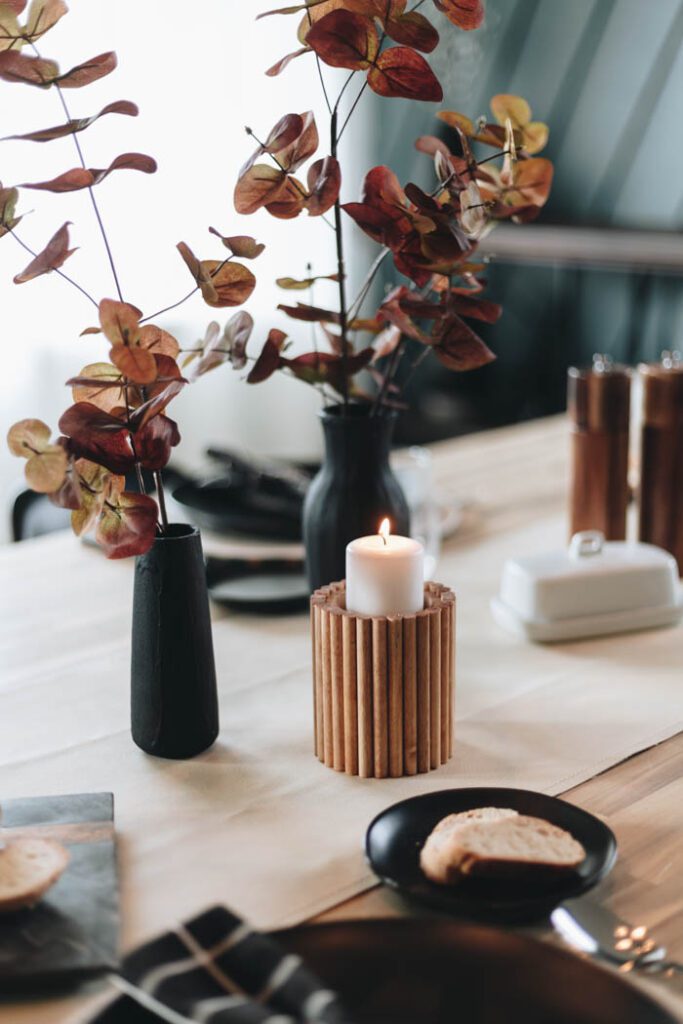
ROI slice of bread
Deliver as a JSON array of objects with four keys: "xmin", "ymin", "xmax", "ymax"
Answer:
[
  {"xmin": 0, "ymin": 838, "xmax": 70, "ymax": 913},
  {"xmin": 420, "ymin": 809, "xmax": 585, "ymax": 885}
]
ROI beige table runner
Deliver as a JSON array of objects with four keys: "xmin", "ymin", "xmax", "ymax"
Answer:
[{"xmin": 1, "ymin": 418, "xmax": 682, "ymax": 954}]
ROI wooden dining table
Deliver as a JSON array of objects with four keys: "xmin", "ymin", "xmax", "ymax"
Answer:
[{"xmin": 1, "ymin": 415, "xmax": 683, "ymax": 1023}]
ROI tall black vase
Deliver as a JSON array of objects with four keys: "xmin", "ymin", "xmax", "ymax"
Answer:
[
  {"xmin": 131, "ymin": 524, "xmax": 219, "ymax": 759},
  {"xmin": 303, "ymin": 404, "xmax": 410, "ymax": 591}
]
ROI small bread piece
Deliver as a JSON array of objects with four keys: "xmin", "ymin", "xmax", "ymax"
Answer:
[
  {"xmin": 0, "ymin": 839, "xmax": 70, "ymax": 913},
  {"xmin": 420, "ymin": 811, "xmax": 585, "ymax": 885},
  {"xmin": 420, "ymin": 807, "xmax": 520, "ymax": 885}
]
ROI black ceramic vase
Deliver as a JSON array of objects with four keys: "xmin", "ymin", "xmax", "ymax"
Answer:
[
  {"xmin": 303, "ymin": 404, "xmax": 410, "ymax": 591},
  {"xmin": 131, "ymin": 524, "xmax": 219, "ymax": 759}
]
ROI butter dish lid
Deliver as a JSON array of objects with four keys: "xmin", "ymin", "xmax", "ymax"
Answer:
[{"xmin": 491, "ymin": 531, "xmax": 683, "ymax": 643}]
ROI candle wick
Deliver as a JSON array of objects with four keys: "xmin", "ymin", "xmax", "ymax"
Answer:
[{"xmin": 381, "ymin": 533, "xmax": 387, "ymax": 547}]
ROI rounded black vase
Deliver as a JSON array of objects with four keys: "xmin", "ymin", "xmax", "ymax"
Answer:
[
  {"xmin": 131, "ymin": 524, "xmax": 219, "ymax": 759},
  {"xmin": 303, "ymin": 404, "xmax": 410, "ymax": 591}
]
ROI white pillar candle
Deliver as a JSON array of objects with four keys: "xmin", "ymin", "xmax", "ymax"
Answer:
[{"xmin": 346, "ymin": 518, "xmax": 424, "ymax": 617}]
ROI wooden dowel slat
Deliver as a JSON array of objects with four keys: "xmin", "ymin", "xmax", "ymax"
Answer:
[
  {"xmin": 429, "ymin": 610, "xmax": 442, "ymax": 770},
  {"xmin": 320, "ymin": 607, "xmax": 333, "ymax": 768},
  {"xmin": 330, "ymin": 612, "xmax": 344, "ymax": 772},
  {"xmin": 416, "ymin": 612, "xmax": 431, "ymax": 774},
  {"xmin": 388, "ymin": 617, "xmax": 404, "ymax": 778},
  {"xmin": 357, "ymin": 618, "xmax": 373, "ymax": 778},
  {"xmin": 403, "ymin": 616, "xmax": 417, "ymax": 776},
  {"xmin": 372, "ymin": 618, "xmax": 388, "ymax": 779},
  {"xmin": 342, "ymin": 614, "xmax": 358, "ymax": 776},
  {"xmin": 313, "ymin": 603, "xmax": 323, "ymax": 760},
  {"xmin": 449, "ymin": 598, "xmax": 456, "ymax": 759},
  {"xmin": 440, "ymin": 603, "xmax": 450, "ymax": 765}
]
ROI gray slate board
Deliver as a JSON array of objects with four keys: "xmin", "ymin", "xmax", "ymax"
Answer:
[{"xmin": 0, "ymin": 792, "xmax": 119, "ymax": 990}]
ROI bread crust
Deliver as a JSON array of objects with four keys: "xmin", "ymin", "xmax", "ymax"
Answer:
[
  {"xmin": 420, "ymin": 809, "xmax": 585, "ymax": 886},
  {"xmin": 0, "ymin": 838, "xmax": 70, "ymax": 913}
]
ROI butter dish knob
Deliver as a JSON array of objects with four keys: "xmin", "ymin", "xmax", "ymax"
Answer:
[{"xmin": 569, "ymin": 531, "xmax": 605, "ymax": 559}]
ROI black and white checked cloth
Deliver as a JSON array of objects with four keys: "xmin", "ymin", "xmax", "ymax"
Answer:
[{"xmin": 113, "ymin": 905, "xmax": 353, "ymax": 1024}]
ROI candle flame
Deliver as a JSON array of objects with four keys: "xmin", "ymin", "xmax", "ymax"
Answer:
[{"xmin": 379, "ymin": 518, "xmax": 391, "ymax": 546}]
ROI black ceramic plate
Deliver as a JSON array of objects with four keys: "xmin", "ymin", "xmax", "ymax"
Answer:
[
  {"xmin": 206, "ymin": 557, "xmax": 309, "ymax": 613},
  {"xmin": 173, "ymin": 480, "xmax": 302, "ymax": 540},
  {"xmin": 365, "ymin": 787, "xmax": 617, "ymax": 923},
  {"xmin": 89, "ymin": 919, "xmax": 674, "ymax": 1024}
]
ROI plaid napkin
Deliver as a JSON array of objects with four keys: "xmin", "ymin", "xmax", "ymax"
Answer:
[{"xmin": 113, "ymin": 905, "xmax": 352, "ymax": 1023}]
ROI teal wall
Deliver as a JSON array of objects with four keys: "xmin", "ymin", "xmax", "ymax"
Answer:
[{"xmin": 372, "ymin": 0, "xmax": 683, "ymax": 437}]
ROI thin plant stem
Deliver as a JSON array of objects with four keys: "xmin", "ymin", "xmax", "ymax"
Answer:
[
  {"xmin": 338, "ymin": 79, "xmax": 368, "ymax": 143},
  {"xmin": 33, "ymin": 44, "xmax": 125, "ymax": 303},
  {"xmin": 305, "ymin": 6, "xmax": 333, "ymax": 116},
  {"xmin": 400, "ymin": 343, "xmax": 431, "ymax": 392},
  {"xmin": 154, "ymin": 470, "xmax": 169, "ymax": 529},
  {"xmin": 330, "ymin": 107, "xmax": 349, "ymax": 410},
  {"xmin": 140, "ymin": 255, "xmax": 233, "ymax": 324},
  {"xmin": 372, "ymin": 337, "xmax": 405, "ymax": 416},
  {"xmin": 348, "ymin": 246, "xmax": 389, "ymax": 321},
  {"xmin": 9, "ymin": 227, "xmax": 99, "ymax": 308}
]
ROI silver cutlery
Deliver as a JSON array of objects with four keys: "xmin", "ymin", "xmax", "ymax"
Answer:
[{"xmin": 552, "ymin": 898, "xmax": 683, "ymax": 976}]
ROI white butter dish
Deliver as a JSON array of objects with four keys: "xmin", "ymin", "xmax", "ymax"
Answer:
[{"xmin": 491, "ymin": 531, "xmax": 683, "ymax": 643}]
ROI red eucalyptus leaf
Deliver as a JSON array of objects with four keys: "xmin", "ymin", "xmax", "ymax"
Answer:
[
  {"xmin": 110, "ymin": 343, "xmax": 157, "ymax": 385},
  {"xmin": 7, "ymin": 417, "xmax": 68, "ymax": 492},
  {"xmin": 306, "ymin": 9, "xmax": 378, "ymax": 69},
  {"xmin": 385, "ymin": 11, "xmax": 439, "ymax": 52},
  {"xmin": 134, "ymin": 414, "xmax": 180, "ymax": 471},
  {"xmin": 96, "ymin": 490, "xmax": 158, "ymax": 559},
  {"xmin": 20, "ymin": 152, "xmax": 157, "ymax": 192},
  {"xmin": 433, "ymin": 0, "xmax": 484, "ymax": 30},
  {"xmin": 58, "ymin": 402, "xmax": 135, "ymax": 475},
  {"xmin": 56, "ymin": 50, "xmax": 117, "ymax": 88},
  {"xmin": 222, "ymin": 310, "xmax": 253, "ymax": 371},
  {"xmin": 305, "ymin": 155, "xmax": 341, "ymax": 216},
  {"xmin": 13, "ymin": 221, "xmax": 76, "ymax": 283},
  {"xmin": 49, "ymin": 459, "xmax": 83, "ymax": 511},
  {"xmin": 368, "ymin": 46, "xmax": 443, "ymax": 101},
  {"xmin": 276, "ymin": 272, "xmax": 339, "ymax": 289},
  {"xmin": 69, "ymin": 459, "xmax": 112, "ymax": 535},
  {"xmin": 200, "ymin": 260, "xmax": 256, "ymax": 307},
  {"xmin": 264, "ymin": 175, "xmax": 307, "ymax": 219},
  {"xmin": 24, "ymin": 0, "xmax": 68, "ymax": 40},
  {"xmin": 1, "ymin": 100, "xmax": 138, "ymax": 143},
  {"xmin": 266, "ymin": 46, "xmax": 311, "ymax": 77},
  {"xmin": 432, "ymin": 314, "xmax": 495, "ymax": 371},
  {"xmin": 68, "ymin": 362, "xmax": 126, "ymax": 413},
  {"xmin": 129, "ymin": 379, "xmax": 185, "ymax": 430},
  {"xmin": 277, "ymin": 302, "xmax": 340, "ymax": 324},
  {"xmin": 372, "ymin": 325, "xmax": 402, "ymax": 362},
  {"xmin": 138, "ymin": 325, "xmax": 180, "ymax": 359},
  {"xmin": 275, "ymin": 110, "xmax": 318, "ymax": 171},
  {"xmin": 1, "ymin": 1, "xmax": 27, "ymax": 14},
  {"xmin": 234, "ymin": 164, "xmax": 288, "ymax": 215},
  {"xmin": 240, "ymin": 113, "xmax": 304, "ymax": 176},
  {"xmin": 452, "ymin": 294, "xmax": 501, "ymax": 323},
  {"xmin": 283, "ymin": 347, "xmax": 373, "ymax": 393},
  {"xmin": 0, "ymin": 184, "xmax": 20, "ymax": 236},
  {"xmin": 98, "ymin": 298, "xmax": 141, "ymax": 346},
  {"xmin": 247, "ymin": 328, "xmax": 287, "ymax": 384},
  {"xmin": 208, "ymin": 228, "xmax": 265, "ymax": 259},
  {"xmin": 0, "ymin": 50, "xmax": 58, "ymax": 86}
]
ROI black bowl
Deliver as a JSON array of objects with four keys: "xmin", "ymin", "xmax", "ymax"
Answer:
[
  {"xmin": 365, "ymin": 787, "xmax": 617, "ymax": 923},
  {"xmin": 89, "ymin": 919, "xmax": 673, "ymax": 1024}
]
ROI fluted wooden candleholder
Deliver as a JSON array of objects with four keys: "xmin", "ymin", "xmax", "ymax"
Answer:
[{"xmin": 310, "ymin": 581, "xmax": 455, "ymax": 778}]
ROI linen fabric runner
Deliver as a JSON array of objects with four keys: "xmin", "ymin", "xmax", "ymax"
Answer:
[
  {"xmin": 2, "ymin": 421, "xmax": 683, "ymax": 953},
  {"xmin": 114, "ymin": 906, "xmax": 350, "ymax": 1023}
]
